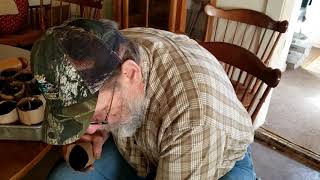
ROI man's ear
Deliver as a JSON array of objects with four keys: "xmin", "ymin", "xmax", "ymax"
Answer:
[{"xmin": 120, "ymin": 59, "xmax": 142, "ymax": 84}]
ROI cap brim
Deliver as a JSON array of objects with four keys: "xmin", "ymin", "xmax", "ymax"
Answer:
[{"xmin": 44, "ymin": 96, "xmax": 97, "ymax": 145}]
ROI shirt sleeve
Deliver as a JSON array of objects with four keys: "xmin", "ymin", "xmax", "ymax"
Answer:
[{"xmin": 156, "ymin": 126, "xmax": 230, "ymax": 180}]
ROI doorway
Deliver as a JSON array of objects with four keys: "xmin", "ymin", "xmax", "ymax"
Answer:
[{"xmin": 258, "ymin": 0, "xmax": 320, "ymax": 169}]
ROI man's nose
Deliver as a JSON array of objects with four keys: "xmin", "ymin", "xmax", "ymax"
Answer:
[
  {"xmin": 86, "ymin": 112, "xmax": 105, "ymax": 134},
  {"xmin": 86, "ymin": 124, "xmax": 101, "ymax": 134}
]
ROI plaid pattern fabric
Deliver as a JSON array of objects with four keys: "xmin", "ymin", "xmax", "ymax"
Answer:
[{"xmin": 113, "ymin": 28, "xmax": 254, "ymax": 179}]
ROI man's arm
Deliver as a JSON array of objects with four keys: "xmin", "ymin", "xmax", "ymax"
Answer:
[{"xmin": 156, "ymin": 126, "xmax": 229, "ymax": 179}]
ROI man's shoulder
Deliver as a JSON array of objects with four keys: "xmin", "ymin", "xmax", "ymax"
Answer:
[
  {"xmin": 121, "ymin": 27, "xmax": 192, "ymax": 45},
  {"xmin": 120, "ymin": 27, "xmax": 174, "ymax": 36}
]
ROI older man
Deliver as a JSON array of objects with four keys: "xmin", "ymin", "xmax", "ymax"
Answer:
[{"xmin": 31, "ymin": 19, "xmax": 255, "ymax": 180}]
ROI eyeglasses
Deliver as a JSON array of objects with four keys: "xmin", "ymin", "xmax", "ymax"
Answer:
[{"xmin": 90, "ymin": 80, "xmax": 117, "ymax": 125}]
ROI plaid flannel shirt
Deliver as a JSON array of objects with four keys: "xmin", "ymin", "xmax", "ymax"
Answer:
[{"xmin": 113, "ymin": 28, "xmax": 254, "ymax": 179}]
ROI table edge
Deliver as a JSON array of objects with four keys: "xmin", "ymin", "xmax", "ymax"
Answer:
[{"xmin": 10, "ymin": 144, "xmax": 52, "ymax": 180}]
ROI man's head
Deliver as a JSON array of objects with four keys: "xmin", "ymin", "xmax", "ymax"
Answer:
[
  {"xmin": 90, "ymin": 36, "xmax": 146, "ymax": 138},
  {"xmin": 31, "ymin": 19, "xmax": 145, "ymax": 144},
  {"xmin": 86, "ymin": 23, "xmax": 145, "ymax": 138}
]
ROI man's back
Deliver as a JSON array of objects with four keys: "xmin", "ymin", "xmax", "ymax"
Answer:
[{"xmin": 113, "ymin": 28, "xmax": 254, "ymax": 179}]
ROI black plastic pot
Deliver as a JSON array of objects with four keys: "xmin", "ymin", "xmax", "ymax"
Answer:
[
  {"xmin": 0, "ymin": 68, "xmax": 19, "ymax": 81},
  {"xmin": 14, "ymin": 70, "xmax": 36, "ymax": 96},
  {"xmin": 0, "ymin": 82, "xmax": 25, "ymax": 101},
  {"xmin": 0, "ymin": 79, "xmax": 7, "ymax": 92},
  {"xmin": 0, "ymin": 101, "xmax": 18, "ymax": 124}
]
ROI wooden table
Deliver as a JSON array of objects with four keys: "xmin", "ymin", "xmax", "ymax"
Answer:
[
  {"xmin": 0, "ymin": 44, "xmax": 30, "ymax": 60},
  {"xmin": 0, "ymin": 141, "xmax": 52, "ymax": 180},
  {"xmin": 0, "ymin": 44, "xmax": 52, "ymax": 180}
]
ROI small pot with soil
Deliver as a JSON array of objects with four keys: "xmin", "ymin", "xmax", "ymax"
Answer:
[
  {"xmin": 30, "ymin": 83, "xmax": 46, "ymax": 110},
  {"xmin": 0, "ymin": 68, "xmax": 20, "ymax": 81},
  {"xmin": 0, "ymin": 79, "xmax": 8, "ymax": 92},
  {"xmin": 0, "ymin": 101, "xmax": 18, "ymax": 124},
  {"xmin": 17, "ymin": 97, "xmax": 44, "ymax": 125},
  {"xmin": 14, "ymin": 70, "xmax": 35, "ymax": 84},
  {"xmin": 0, "ymin": 82, "xmax": 25, "ymax": 101},
  {"xmin": 14, "ymin": 70, "xmax": 36, "ymax": 96}
]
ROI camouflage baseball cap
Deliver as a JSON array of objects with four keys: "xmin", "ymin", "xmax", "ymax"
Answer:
[{"xmin": 31, "ymin": 19, "xmax": 128, "ymax": 145}]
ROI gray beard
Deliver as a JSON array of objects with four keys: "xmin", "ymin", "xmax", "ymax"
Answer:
[{"xmin": 110, "ymin": 95, "xmax": 145, "ymax": 138}]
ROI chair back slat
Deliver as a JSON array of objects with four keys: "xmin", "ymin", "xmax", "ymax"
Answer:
[
  {"xmin": 235, "ymin": 70, "xmax": 244, "ymax": 89},
  {"xmin": 145, "ymin": 0, "xmax": 150, "ymax": 27},
  {"xmin": 255, "ymin": 28, "xmax": 267, "ymax": 55},
  {"xmin": 89, "ymin": 7, "xmax": 92, "ymax": 16},
  {"xmin": 230, "ymin": 66, "xmax": 236, "ymax": 80},
  {"xmin": 213, "ymin": 17, "xmax": 220, "ymax": 41},
  {"xmin": 28, "ymin": 7, "xmax": 35, "ymax": 28},
  {"xmin": 224, "ymin": 63, "xmax": 229, "ymax": 72},
  {"xmin": 226, "ymin": 65, "xmax": 233, "ymax": 77},
  {"xmin": 241, "ymin": 75, "xmax": 254, "ymax": 102},
  {"xmin": 264, "ymin": 32, "xmax": 282, "ymax": 65},
  {"xmin": 231, "ymin": 22, "xmax": 239, "ymax": 43},
  {"xmin": 240, "ymin": 24, "xmax": 248, "ymax": 46},
  {"xmin": 247, "ymin": 81, "xmax": 264, "ymax": 112},
  {"xmin": 260, "ymin": 31, "xmax": 275, "ymax": 62},
  {"xmin": 222, "ymin": 19, "xmax": 229, "ymax": 42},
  {"xmin": 80, "ymin": 5, "xmax": 84, "ymax": 17},
  {"xmin": 243, "ymin": 73, "xmax": 252, "ymax": 87},
  {"xmin": 248, "ymin": 26, "xmax": 258, "ymax": 51},
  {"xmin": 68, "ymin": 1, "xmax": 72, "ymax": 17},
  {"xmin": 251, "ymin": 87, "xmax": 271, "ymax": 121},
  {"xmin": 205, "ymin": 15, "xmax": 214, "ymax": 42},
  {"xmin": 251, "ymin": 78, "xmax": 259, "ymax": 93},
  {"xmin": 59, "ymin": 0, "xmax": 63, "ymax": 24},
  {"xmin": 50, "ymin": 0, "xmax": 53, "ymax": 27}
]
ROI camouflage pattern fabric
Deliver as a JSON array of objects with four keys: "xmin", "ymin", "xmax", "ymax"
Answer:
[{"xmin": 30, "ymin": 19, "xmax": 126, "ymax": 145}]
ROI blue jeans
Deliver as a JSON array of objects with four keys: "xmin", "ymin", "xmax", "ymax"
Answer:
[
  {"xmin": 48, "ymin": 138, "xmax": 256, "ymax": 180},
  {"xmin": 219, "ymin": 145, "xmax": 256, "ymax": 180}
]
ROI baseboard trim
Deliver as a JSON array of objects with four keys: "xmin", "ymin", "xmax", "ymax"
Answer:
[{"xmin": 255, "ymin": 127, "xmax": 320, "ymax": 171}]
